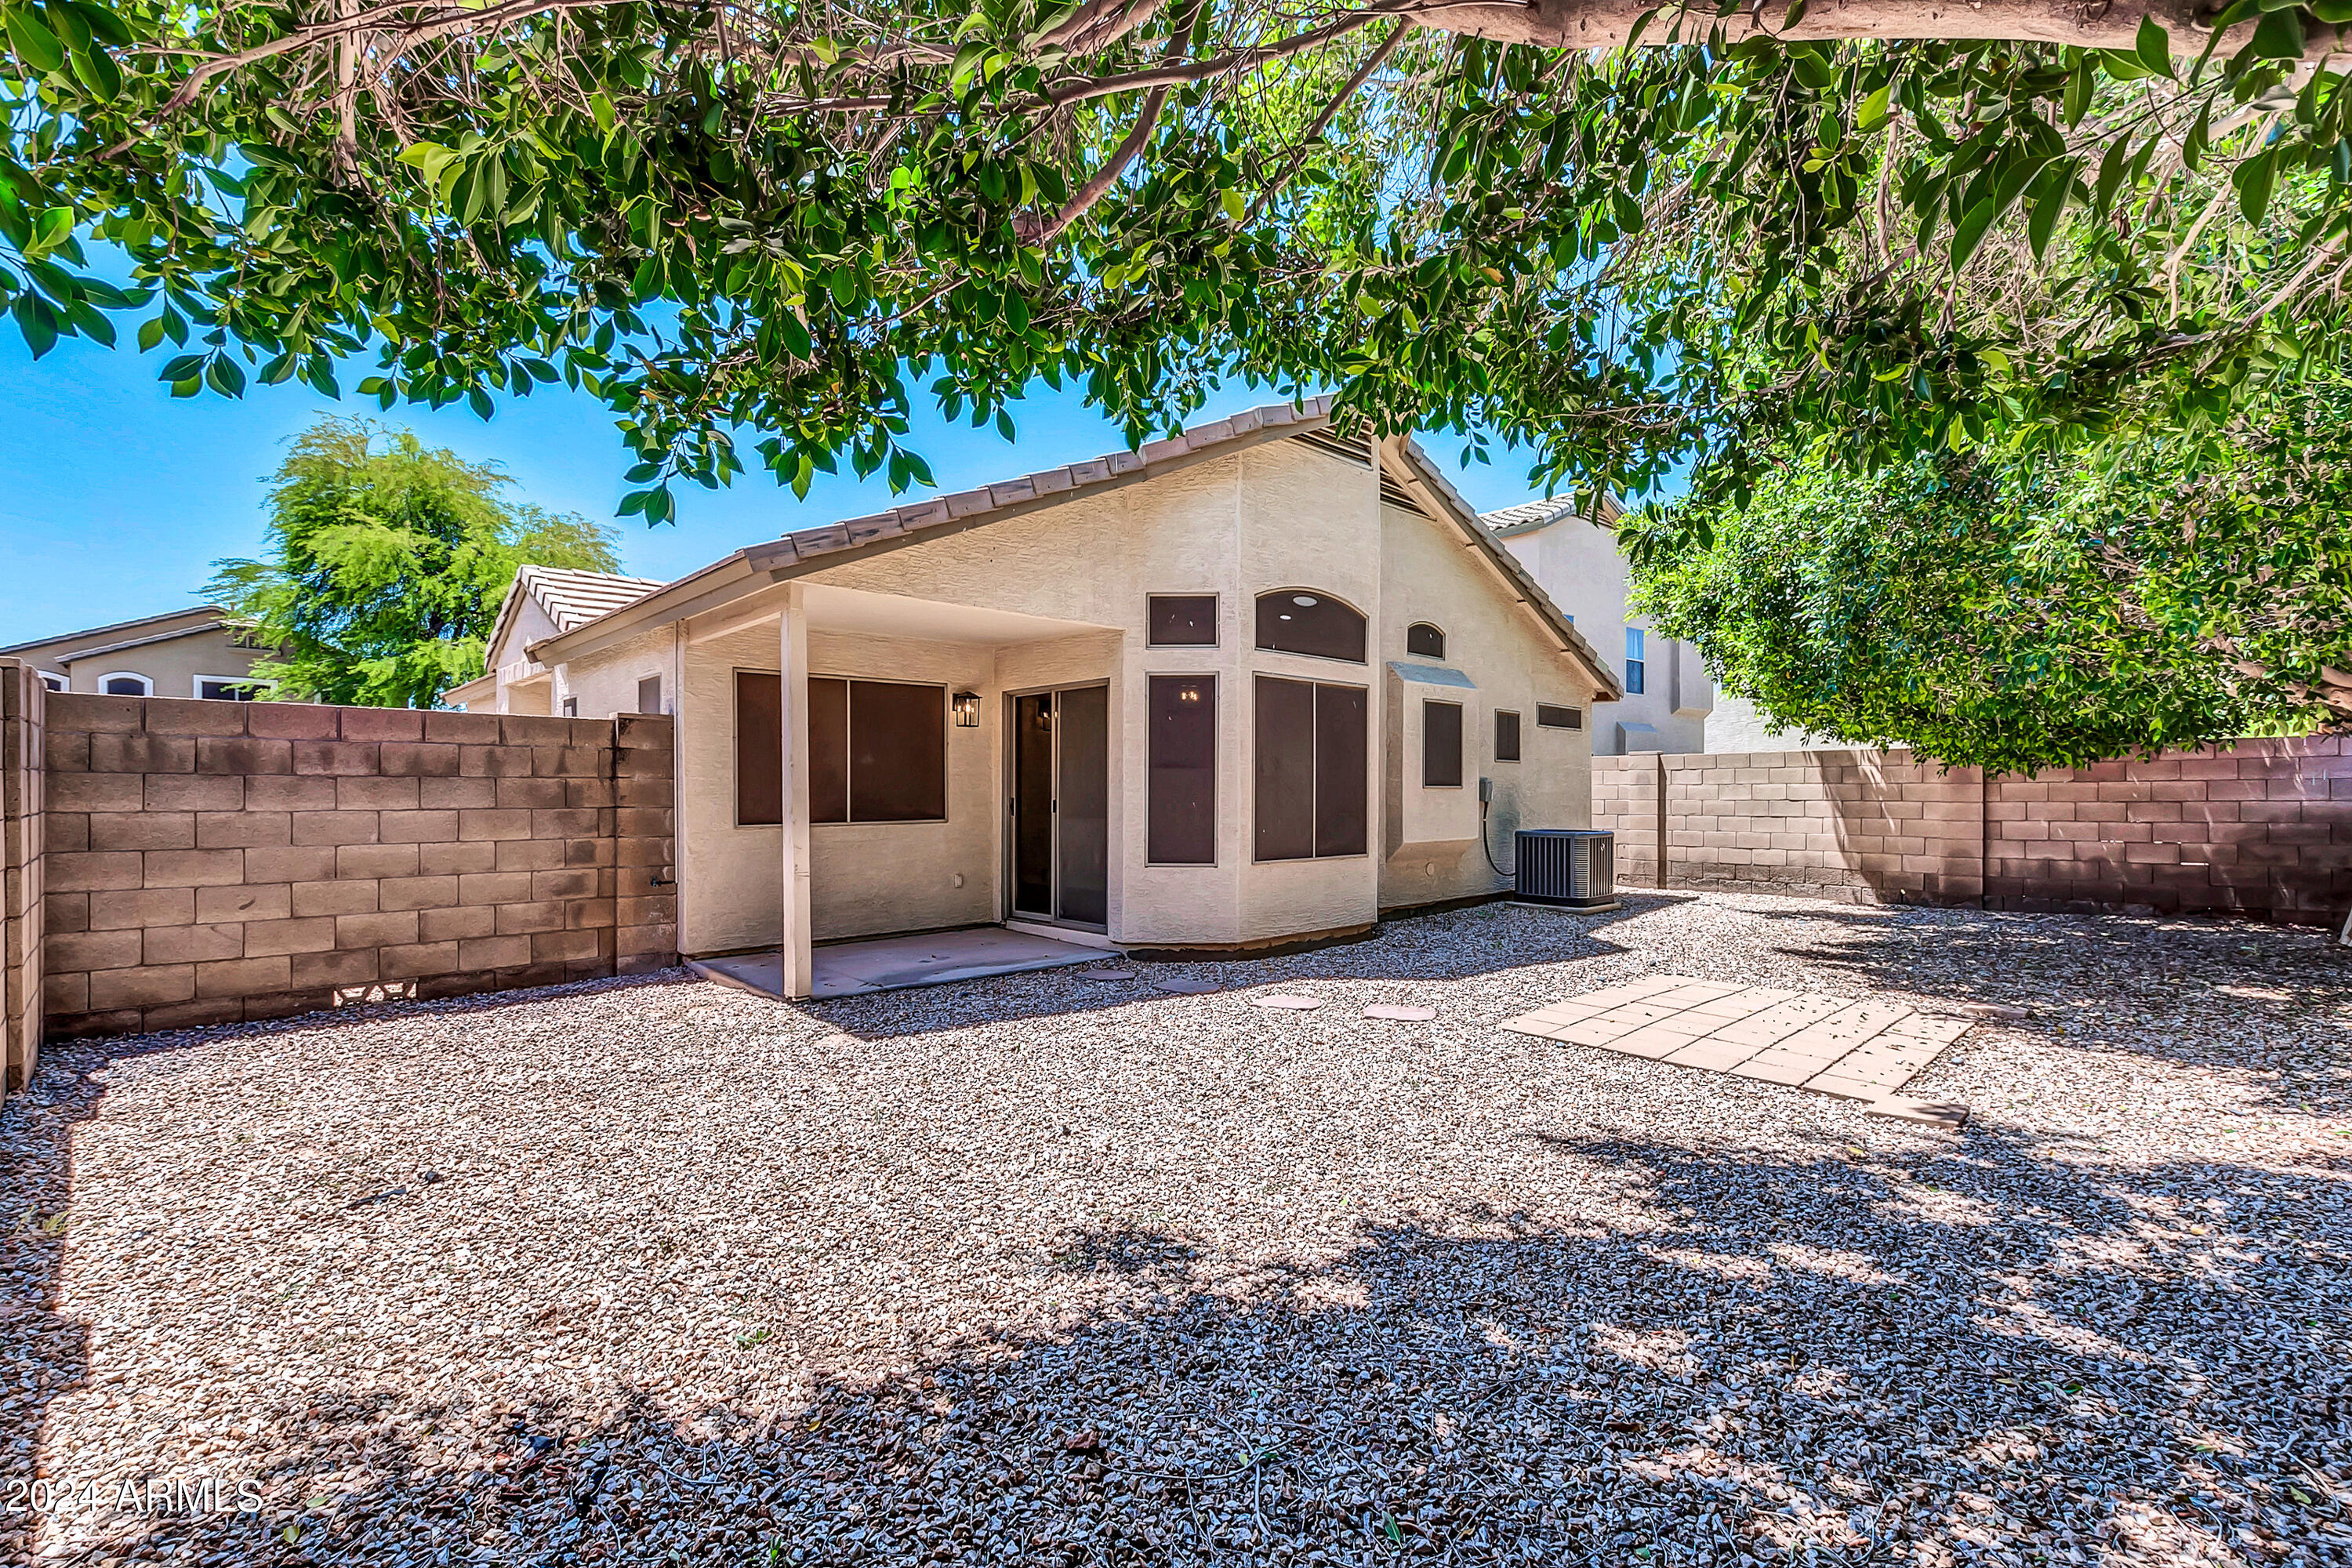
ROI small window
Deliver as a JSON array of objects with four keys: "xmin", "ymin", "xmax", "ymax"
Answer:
[
  {"xmin": 1254, "ymin": 676, "xmax": 1367, "ymax": 860},
  {"xmin": 1147, "ymin": 595, "xmax": 1218, "ymax": 647},
  {"xmin": 637, "ymin": 674, "xmax": 662, "ymax": 714},
  {"xmin": 1405, "ymin": 622, "xmax": 1446, "ymax": 659},
  {"xmin": 198, "ymin": 677, "xmax": 262, "ymax": 702},
  {"xmin": 1625, "ymin": 628, "xmax": 1646, "ymax": 695},
  {"xmin": 1147, "ymin": 675, "xmax": 1217, "ymax": 864},
  {"xmin": 561, "ymin": 696, "xmax": 579, "ymax": 717},
  {"xmin": 38, "ymin": 672, "xmax": 66, "ymax": 692},
  {"xmin": 1254, "ymin": 590, "xmax": 1366, "ymax": 663},
  {"xmin": 1495, "ymin": 710, "xmax": 1521, "ymax": 762},
  {"xmin": 1422, "ymin": 699, "xmax": 1464, "ymax": 788},
  {"xmin": 1536, "ymin": 703, "xmax": 1582, "ymax": 730},
  {"xmin": 736, "ymin": 671, "xmax": 783, "ymax": 826},
  {"xmin": 100, "ymin": 673, "xmax": 152, "ymax": 696}
]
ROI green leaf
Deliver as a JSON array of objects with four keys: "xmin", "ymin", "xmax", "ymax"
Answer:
[
  {"xmin": 68, "ymin": 41, "xmax": 118, "ymax": 100},
  {"xmin": 1855, "ymin": 85, "xmax": 1892, "ymax": 133},
  {"xmin": 2135, "ymin": 16, "xmax": 2175, "ymax": 77},
  {"xmin": 2093, "ymin": 136, "xmax": 2132, "ymax": 217},
  {"xmin": 5, "ymin": 8, "xmax": 67, "ymax": 74},
  {"xmin": 12, "ymin": 293, "xmax": 58, "ymax": 358},
  {"xmin": 2234, "ymin": 145, "xmax": 2280, "ymax": 223},
  {"xmin": 1950, "ymin": 195, "xmax": 1998, "ymax": 270},
  {"xmin": 2183, "ymin": 101, "xmax": 2212, "ymax": 172},
  {"xmin": 136, "ymin": 314, "xmax": 163, "ymax": 351},
  {"xmin": 2026, "ymin": 160, "xmax": 2073, "ymax": 260},
  {"xmin": 204, "ymin": 354, "xmax": 245, "ymax": 396},
  {"xmin": 2249, "ymin": 6, "xmax": 2304, "ymax": 59}
]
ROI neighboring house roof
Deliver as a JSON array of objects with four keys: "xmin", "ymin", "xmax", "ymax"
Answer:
[
  {"xmin": 1478, "ymin": 492, "xmax": 1624, "ymax": 536},
  {"xmin": 0, "ymin": 604, "xmax": 233, "ymax": 664},
  {"xmin": 485, "ymin": 565, "xmax": 667, "ymax": 669},
  {"xmin": 531, "ymin": 398, "xmax": 1624, "ymax": 701}
]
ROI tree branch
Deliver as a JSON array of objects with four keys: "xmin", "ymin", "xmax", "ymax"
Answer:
[{"xmin": 1247, "ymin": 20, "xmax": 1410, "ymax": 223}]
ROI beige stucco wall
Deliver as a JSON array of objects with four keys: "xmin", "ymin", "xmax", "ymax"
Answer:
[
  {"xmin": 1375, "ymin": 499, "xmax": 1599, "ymax": 913},
  {"xmin": 34, "ymin": 624, "xmax": 264, "ymax": 698},
  {"xmin": 1497, "ymin": 514, "xmax": 1708, "ymax": 755}
]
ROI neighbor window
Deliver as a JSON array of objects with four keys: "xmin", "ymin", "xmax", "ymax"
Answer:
[
  {"xmin": 1254, "ymin": 676, "xmax": 1367, "ymax": 860},
  {"xmin": 197, "ymin": 677, "xmax": 261, "ymax": 702},
  {"xmin": 1405, "ymin": 622, "xmax": 1446, "ymax": 659},
  {"xmin": 1147, "ymin": 595, "xmax": 1218, "ymax": 648},
  {"xmin": 100, "ymin": 673, "xmax": 151, "ymax": 696},
  {"xmin": 1536, "ymin": 703, "xmax": 1582, "ymax": 730},
  {"xmin": 637, "ymin": 674, "xmax": 662, "ymax": 714},
  {"xmin": 1147, "ymin": 675, "xmax": 1217, "ymax": 864},
  {"xmin": 738, "ymin": 671, "xmax": 946, "ymax": 826},
  {"xmin": 38, "ymin": 673, "xmax": 64, "ymax": 692},
  {"xmin": 1254, "ymin": 590, "xmax": 1366, "ymax": 663},
  {"xmin": 1625, "ymin": 628, "xmax": 1646, "ymax": 695},
  {"xmin": 561, "ymin": 696, "xmax": 579, "ymax": 717},
  {"xmin": 1422, "ymin": 699, "xmax": 1464, "ymax": 788},
  {"xmin": 1495, "ymin": 710, "xmax": 1522, "ymax": 762}
]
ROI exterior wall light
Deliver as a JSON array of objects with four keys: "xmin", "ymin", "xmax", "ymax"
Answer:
[{"xmin": 952, "ymin": 691, "xmax": 982, "ymax": 728}]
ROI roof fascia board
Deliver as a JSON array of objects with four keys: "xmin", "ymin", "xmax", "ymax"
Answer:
[
  {"xmin": 50, "ymin": 619, "xmax": 231, "ymax": 665},
  {"xmin": 531, "ymin": 555, "xmax": 760, "ymax": 664},
  {"xmin": 1381, "ymin": 437, "xmax": 1626, "ymax": 702},
  {"xmin": 0, "ymin": 604, "xmax": 223, "ymax": 659}
]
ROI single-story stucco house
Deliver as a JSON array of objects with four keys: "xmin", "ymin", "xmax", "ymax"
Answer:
[{"xmin": 445, "ymin": 398, "xmax": 1622, "ymax": 996}]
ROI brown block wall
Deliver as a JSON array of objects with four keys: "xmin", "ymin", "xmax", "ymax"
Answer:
[
  {"xmin": 1, "ymin": 662, "xmax": 44, "ymax": 1093},
  {"xmin": 38, "ymin": 695, "xmax": 677, "ymax": 1040},
  {"xmin": 1595, "ymin": 735, "xmax": 2348, "ymax": 924}
]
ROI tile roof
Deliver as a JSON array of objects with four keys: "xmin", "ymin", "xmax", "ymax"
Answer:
[
  {"xmin": 517, "ymin": 565, "xmax": 669, "ymax": 633},
  {"xmin": 1477, "ymin": 493, "xmax": 1623, "ymax": 535}
]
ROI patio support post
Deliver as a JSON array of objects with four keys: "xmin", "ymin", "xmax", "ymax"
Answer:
[{"xmin": 778, "ymin": 584, "xmax": 815, "ymax": 999}]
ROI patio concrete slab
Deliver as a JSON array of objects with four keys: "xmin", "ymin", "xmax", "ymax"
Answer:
[
  {"xmin": 694, "ymin": 925, "xmax": 1102, "ymax": 1000},
  {"xmin": 1499, "ymin": 974, "xmax": 1973, "ymax": 1107}
]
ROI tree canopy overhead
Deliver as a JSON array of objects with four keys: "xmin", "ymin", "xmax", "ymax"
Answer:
[{"xmin": 4, "ymin": 0, "xmax": 2350, "ymax": 521}]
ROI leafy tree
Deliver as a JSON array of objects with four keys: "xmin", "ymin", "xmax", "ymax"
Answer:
[
  {"xmin": 3, "ymin": 0, "xmax": 2350, "ymax": 521},
  {"xmin": 1621, "ymin": 376, "xmax": 2352, "ymax": 774},
  {"xmin": 208, "ymin": 416, "xmax": 620, "ymax": 707}
]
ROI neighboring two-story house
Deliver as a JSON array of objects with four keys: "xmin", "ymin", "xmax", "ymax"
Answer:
[{"xmin": 0, "ymin": 606, "xmax": 269, "ymax": 701}]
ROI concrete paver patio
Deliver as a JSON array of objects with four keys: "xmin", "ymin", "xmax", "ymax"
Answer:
[{"xmin": 1500, "ymin": 971, "xmax": 1976, "ymax": 1100}]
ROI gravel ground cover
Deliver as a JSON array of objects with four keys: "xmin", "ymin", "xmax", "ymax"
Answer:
[{"xmin": 2, "ymin": 891, "xmax": 2347, "ymax": 1568}]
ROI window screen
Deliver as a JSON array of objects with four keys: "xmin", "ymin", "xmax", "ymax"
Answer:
[
  {"xmin": 1422, "ymin": 699, "xmax": 1464, "ymax": 787},
  {"xmin": 1535, "ymin": 703, "xmax": 1582, "ymax": 730},
  {"xmin": 736, "ymin": 671, "xmax": 782, "ymax": 826},
  {"xmin": 1255, "ymin": 591, "xmax": 1366, "ymax": 662},
  {"xmin": 198, "ymin": 679, "xmax": 260, "ymax": 702},
  {"xmin": 1148, "ymin": 595, "xmax": 1218, "ymax": 647},
  {"xmin": 1625, "ymin": 627, "xmax": 1646, "ymax": 695},
  {"xmin": 103, "ymin": 676, "xmax": 150, "ymax": 696},
  {"xmin": 1147, "ymin": 675, "xmax": 1217, "ymax": 864},
  {"xmin": 1405, "ymin": 622, "xmax": 1446, "ymax": 659},
  {"xmin": 808, "ymin": 677, "xmax": 849, "ymax": 823},
  {"xmin": 847, "ymin": 681, "xmax": 946, "ymax": 822},
  {"xmin": 1494, "ymin": 710, "xmax": 1522, "ymax": 762},
  {"xmin": 1254, "ymin": 676, "xmax": 1367, "ymax": 860},
  {"xmin": 637, "ymin": 673, "xmax": 662, "ymax": 714}
]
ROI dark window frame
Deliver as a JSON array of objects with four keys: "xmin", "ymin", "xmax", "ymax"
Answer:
[
  {"xmin": 1404, "ymin": 622, "xmax": 1446, "ymax": 659},
  {"xmin": 1145, "ymin": 673, "xmax": 1218, "ymax": 866},
  {"xmin": 735, "ymin": 670, "xmax": 949, "ymax": 829},
  {"xmin": 1494, "ymin": 710, "xmax": 1522, "ymax": 762},
  {"xmin": 1252, "ymin": 674, "xmax": 1369, "ymax": 862},
  {"xmin": 1146, "ymin": 593, "xmax": 1220, "ymax": 648},
  {"xmin": 1535, "ymin": 702, "xmax": 1583, "ymax": 731},
  {"xmin": 1254, "ymin": 589, "xmax": 1368, "ymax": 665},
  {"xmin": 1625, "ymin": 626, "xmax": 1646, "ymax": 696},
  {"xmin": 1421, "ymin": 699, "xmax": 1465, "ymax": 788}
]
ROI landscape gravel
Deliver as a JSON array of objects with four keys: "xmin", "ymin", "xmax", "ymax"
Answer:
[{"xmin": 1, "ymin": 890, "xmax": 2347, "ymax": 1567}]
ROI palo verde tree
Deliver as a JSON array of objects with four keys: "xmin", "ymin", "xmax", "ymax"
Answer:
[
  {"xmin": 3, "ymin": 0, "xmax": 2352, "ymax": 521},
  {"xmin": 209, "ymin": 416, "xmax": 620, "ymax": 707}
]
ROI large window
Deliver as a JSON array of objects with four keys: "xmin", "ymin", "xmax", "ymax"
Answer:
[
  {"xmin": 1255, "ymin": 590, "xmax": 1366, "ymax": 663},
  {"xmin": 1147, "ymin": 675, "xmax": 1217, "ymax": 864},
  {"xmin": 737, "ymin": 672, "xmax": 946, "ymax": 826},
  {"xmin": 1422, "ymin": 699, "xmax": 1464, "ymax": 788},
  {"xmin": 1625, "ymin": 627, "xmax": 1646, "ymax": 695},
  {"xmin": 1254, "ymin": 676, "xmax": 1367, "ymax": 861},
  {"xmin": 1148, "ymin": 595, "xmax": 1218, "ymax": 647}
]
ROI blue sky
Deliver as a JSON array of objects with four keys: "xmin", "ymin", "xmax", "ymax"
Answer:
[{"xmin": 0, "ymin": 330, "xmax": 1569, "ymax": 645}]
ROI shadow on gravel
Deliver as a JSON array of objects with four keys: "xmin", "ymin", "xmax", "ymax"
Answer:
[
  {"xmin": 1751, "ymin": 905, "xmax": 2352, "ymax": 1113},
  {"xmin": 22, "ymin": 1121, "xmax": 2347, "ymax": 1566}
]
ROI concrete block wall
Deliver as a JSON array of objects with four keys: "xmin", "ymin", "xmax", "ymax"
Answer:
[
  {"xmin": 36, "ymin": 694, "xmax": 677, "ymax": 1040},
  {"xmin": 1, "ymin": 662, "xmax": 43, "ymax": 1094},
  {"xmin": 1596, "ymin": 735, "xmax": 2349, "ymax": 924}
]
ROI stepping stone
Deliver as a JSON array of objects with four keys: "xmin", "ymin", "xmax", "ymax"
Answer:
[
  {"xmin": 1363, "ymin": 1004, "xmax": 1436, "ymax": 1022},
  {"xmin": 1866, "ymin": 1095, "xmax": 1970, "ymax": 1129},
  {"xmin": 1249, "ymin": 993, "xmax": 1324, "ymax": 1011},
  {"xmin": 1150, "ymin": 976, "xmax": 1221, "ymax": 994},
  {"xmin": 1079, "ymin": 967, "xmax": 1138, "ymax": 981}
]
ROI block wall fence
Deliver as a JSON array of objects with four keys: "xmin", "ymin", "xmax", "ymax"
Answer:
[
  {"xmin": 0, "ymin": 662, "xmax": 677, "ymax": 1098},
  {"xmin": 1592, "ymin": 736, "xmax": 2351, "ymax": 923}
]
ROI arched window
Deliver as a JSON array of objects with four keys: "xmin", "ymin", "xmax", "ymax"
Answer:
[
  {"xmin": 1405, "ymin": 622, "xmax": 1446, "ymax": 659},
  {"xmin": 1254, "ymin": 590, "xmax": 1366, "ymax": 663},
  {"xmin": 99, "ymin": 673, "xmax": 153, "ymax": 696}
]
